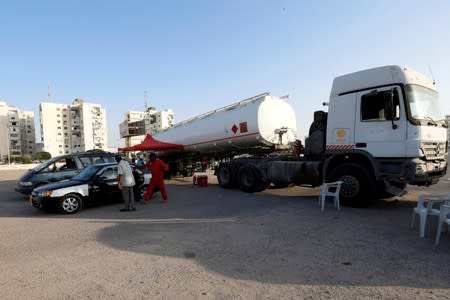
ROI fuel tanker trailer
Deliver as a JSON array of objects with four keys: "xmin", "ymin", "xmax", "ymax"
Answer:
[{"xmin": 149, "ymin": 92, "xmax": 298, "ymax": 175}]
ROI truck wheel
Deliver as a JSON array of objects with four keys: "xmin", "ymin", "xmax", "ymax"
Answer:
[
  {"xmin": 271, "ymin": 181, "xmax": 291, "ymax": 189},
  {"xmin": 327, "ymin": 163, "xmax": 375, "ymax": 207},
  {"xmin": 238, "ymin": 165, "xmax": 267, "ymax": 193},
  {"xmin": 217, "ymin": 164, "xmax": 234, "ymax": 188}
]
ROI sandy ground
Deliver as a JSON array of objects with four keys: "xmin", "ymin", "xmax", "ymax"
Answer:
[{"xmin": 0, "ymin": 169, "xmax": 449, "ymax": 299}]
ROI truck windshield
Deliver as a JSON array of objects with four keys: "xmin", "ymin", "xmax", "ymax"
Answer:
[{"xmin": 405, "ymin": 85, "xmax": 443, "ymax": 122}]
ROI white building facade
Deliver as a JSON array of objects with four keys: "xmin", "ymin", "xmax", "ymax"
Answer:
[
  {"xmin": 447, "ymin": 115, "xmax": 450, "ymax": 150},
  {"xmin": 0, "ymin": 101, "xmax": 36, "ymax": 160},
  {"xmin": 119, "ymin": 107, "xmax": 174, "ymax": 147},
  {"xmin": 40, "ymin": 98, "xmax": 108, "ymax": 157}
]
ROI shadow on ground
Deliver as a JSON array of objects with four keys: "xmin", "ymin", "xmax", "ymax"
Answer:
[{"xmin": 92, "ymin": 182, "xmax": 450, "ymax": 288}]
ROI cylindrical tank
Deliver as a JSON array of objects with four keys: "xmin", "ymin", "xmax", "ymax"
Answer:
[{"xmin": 153, "ymin": 93, "xmax": 297, "ymax": 154}]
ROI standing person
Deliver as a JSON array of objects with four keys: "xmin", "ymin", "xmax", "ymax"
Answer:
[
  {"xmin": 115, "ymin": 154, "xmax": 136, "ymax": 211},
  {"xmin": 143, "ymin": 152, "xmax": 169, "ymax": 202},
  {"xmin": 136, "ymin": 155, "xmax": 145, "ymax": 168}
]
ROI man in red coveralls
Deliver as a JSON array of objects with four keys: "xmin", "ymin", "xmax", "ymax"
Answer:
[{"xmin": 143, "ymin": 152, "xmax": 169, "ymax": 202}]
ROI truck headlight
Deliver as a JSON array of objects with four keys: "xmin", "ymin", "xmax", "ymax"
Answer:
[
  {"xmin": 38, "ymin": 190, "xmax": 53, "ymax": 197},
  {"xmin": 416, "ymin": 164, "xmax": 425, "ymax": 175},
  {"xmin": 20, "ymin": 181, "xmax": 33, "ymax": 186}
]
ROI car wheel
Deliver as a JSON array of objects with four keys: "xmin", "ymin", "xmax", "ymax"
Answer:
[
  {"xmin": 136, "ymin": 185, "xmax": 147, "ymax": 202},
  {"xmin": 59, "ymin": 194, "xmax": 82, "ymax": 214}
]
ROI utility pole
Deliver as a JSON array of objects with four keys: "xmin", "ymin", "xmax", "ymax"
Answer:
[
  {"xmin": 48, "ymin": 83, "xmax": 52, "ymax": 102},
  {"xmin": 144, "ymin": 90, "xmax": 148, "ymax": 112},
  {"xmin": 6, "ymin": 117, "xmax": 10, "ymax": 166}
]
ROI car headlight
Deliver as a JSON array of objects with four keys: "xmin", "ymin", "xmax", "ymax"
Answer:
[
  {"xmin": 20, "ymin": 181, "xmax": 33, "ymax": 186},
  {"xmin": 38, "ymin": 190, "xmax": 53, "ymax": 197}
]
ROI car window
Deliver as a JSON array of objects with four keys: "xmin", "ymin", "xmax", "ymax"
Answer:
[
  {"xmin": 103, "ymin": 156, "xmax": 115, "ymax": 163},
  {"xmin": 40, "ymin": 158, "xmax": 68, "ymax": 173},
  {"xmin": 79, "ymin": 157, "xmax": 93, "ymax": 167},
  {"xmin": 60, "ymin": 158, "xmax": 77, "ymax": 170},
  {"xmin": 99, "ymin": 167, "xmax": 118, "ymax": 180},
  {"xmin": 32, "ymin": 158, "xmax": 55, "ymax": 172}
]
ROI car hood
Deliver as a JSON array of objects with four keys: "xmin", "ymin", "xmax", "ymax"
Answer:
[
  {"xmin": 19, "ymin": 170, "xmax": 35, "ymax": 181},
  {"xmin": 33, "ymin": 179, "xmax": 87, "ymax": 192}
]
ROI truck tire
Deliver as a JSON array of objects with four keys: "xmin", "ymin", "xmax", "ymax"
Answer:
[
  {"xmin": 238, "ymin": 165, "xmax": 267, "ymax": 193},
  {"xmin": 217, "ymin": 163, "xmax": 234, "ymax": 188},
  {"xmin": 327, "ymin": 163, "xmax": 375, "ymax": 207},
  {"xmin": 271, "ymin": 181, "xmax": 291, "ymax": 189}
]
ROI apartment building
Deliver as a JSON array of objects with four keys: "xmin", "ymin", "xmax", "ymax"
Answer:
[
  {"xmin": 40, "ymin": 98, "xmax": 108, "ymax": 157},
  {"xmin": 447, "ymin": 115, "xmax": 450, "ymax": 150},
  {"xmin": 145, "ymin": 109, "xmax": 174, "ymax": 133},
  {"xmin": 0, "ymin": 101, "xmax": 36, "ymax": 160},
  {"xmin": 119, "ymin": 107, "xmax": 174, "ymax": 147}
]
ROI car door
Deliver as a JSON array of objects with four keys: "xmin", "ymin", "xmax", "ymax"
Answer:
[{"xmin": 93, "ymin": 166, "xmax": 121, "ymax": 202}]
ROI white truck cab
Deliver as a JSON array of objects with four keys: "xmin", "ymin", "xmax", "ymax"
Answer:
[{"xmin": 325, "ymin": 65, "xmax": 447, "ymax": 196}]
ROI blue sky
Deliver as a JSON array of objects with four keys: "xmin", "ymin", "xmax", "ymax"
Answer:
[{"xmin": 1, "ymin": 0, "xmax": 449, "ymax": 147}]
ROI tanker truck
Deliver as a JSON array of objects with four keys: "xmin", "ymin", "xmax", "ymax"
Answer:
[{"xmin": 141, "ymin": 65, "xmax": 448, "ymax": 206}]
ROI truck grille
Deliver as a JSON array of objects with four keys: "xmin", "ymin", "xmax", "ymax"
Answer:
[{"xmin": 421, "ymin": 142, "xmax": 447, "ymax": 160}]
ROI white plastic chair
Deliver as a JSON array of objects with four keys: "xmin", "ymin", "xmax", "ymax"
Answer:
[
  {"xmin": 411, "ymin": 194, "xmax": 450, "ymax": 238},
  {"xmin": 319, "ymin": 181, "xmax": 343, "ymax": 212},
  {"xmin": 435, "ymin": 205, "xmax": 450, "ymax": 247}
]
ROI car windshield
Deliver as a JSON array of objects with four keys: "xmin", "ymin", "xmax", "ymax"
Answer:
[
  {"xmin": 72, "ymin": 165, "xmax": 103, "ymax": 181},
  {"xmin": 405, "ymin": 84, "xmax": 443, "ymax": 122},
  {"xmin": 31, "ymin": 158, "xmax": 56, "ymax": 172}
]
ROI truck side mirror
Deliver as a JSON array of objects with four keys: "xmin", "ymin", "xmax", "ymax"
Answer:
[{"xmin": 384, "ymin": 89, "xmax": 397, "ymax": 129}]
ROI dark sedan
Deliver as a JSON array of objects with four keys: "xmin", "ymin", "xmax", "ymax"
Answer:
[{"xmin": 30, "ymin": 163, "xmax": 150, "ymax": 214}]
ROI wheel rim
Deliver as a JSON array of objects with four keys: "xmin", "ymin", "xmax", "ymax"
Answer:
[
  {"xmin": 140, "ymin": 187, "xmax": 146, "ymax": 200},
  {"xmin": 62, "ymin": 197, "xmax": 79, "ymax": 213},
  {"xmin": 339, "ymin": 175, "xmax": 359, "ymax": 198}
]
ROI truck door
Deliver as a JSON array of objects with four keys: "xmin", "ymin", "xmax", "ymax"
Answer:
[{"xmin": 354, "ymin": 86, "xmax": 407, "ymax": 157}]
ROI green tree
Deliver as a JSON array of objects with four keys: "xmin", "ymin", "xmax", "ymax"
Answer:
[
  {"xmin": 35, "ymin": 151, "xmax": 52, "ymax": 160},
  {"xmin": 23, "ymin": 154, "xmax": 32, "ymax": 164},
  {"xmin": 86, "ymin": 149, "xmax": 106, "ymax": 153}
]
